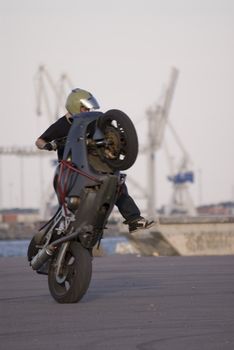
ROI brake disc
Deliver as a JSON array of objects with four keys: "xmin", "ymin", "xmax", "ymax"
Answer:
[{"xmin": 104, "ymin": 126, "xmax": 123, "ymax": 159}]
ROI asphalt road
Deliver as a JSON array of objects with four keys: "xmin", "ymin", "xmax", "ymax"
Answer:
[{"xmin": 0, "ymin": 255, "xmax": 234, "ymax": 350}]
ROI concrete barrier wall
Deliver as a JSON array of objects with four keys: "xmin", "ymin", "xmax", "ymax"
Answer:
[
  {"xmin": 127, "ymin": 216, "xmax": 234, "ymax": 256},
  {"xmin": 1, "ymin": 216, "xmax": 234, "ymax": 256}
]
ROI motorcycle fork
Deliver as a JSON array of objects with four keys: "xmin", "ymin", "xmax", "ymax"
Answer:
[{"xmin": 54, "ymin": 241, "xmax": 70, "ymax": 283}]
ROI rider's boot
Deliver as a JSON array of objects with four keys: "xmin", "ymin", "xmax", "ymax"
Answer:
[{"xmin": 124, "ymin": 216, "xmax": 158, "ymax": 234}]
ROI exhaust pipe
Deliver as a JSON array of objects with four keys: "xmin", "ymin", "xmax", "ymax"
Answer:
[
  {"xmin": 30, "ymin": 225, "xmax": 92, "ymax": 271},
  {"xmin": 30, "ymin": 246, "xmax": 54, "ymax": 271}
]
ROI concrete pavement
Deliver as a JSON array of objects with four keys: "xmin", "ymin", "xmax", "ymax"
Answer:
[{"xmin": 0, "ymin": 255, "xmax": 234, "ymax": 349}]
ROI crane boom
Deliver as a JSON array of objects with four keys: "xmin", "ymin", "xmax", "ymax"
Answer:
[{"xmin": 34, "ymin": 65, "xmax": 73, "ymax": 122}]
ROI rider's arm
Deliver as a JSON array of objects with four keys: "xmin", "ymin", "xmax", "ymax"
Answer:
[
  {"xmin": 35, "ymin": 115, "xmax": 71, "ymax": 151},
  {"xmin": 35, "ymin": 118, "xmax": 63, "ymax": 151}
]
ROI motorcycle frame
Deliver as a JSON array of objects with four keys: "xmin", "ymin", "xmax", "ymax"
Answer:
[{"xmin": 31, "ymin": 111, "xmax": 124, "ymax": 272}]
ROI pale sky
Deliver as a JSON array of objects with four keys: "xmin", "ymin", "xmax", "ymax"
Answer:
[{"xmin": 0, "ymin": 0, "xmax": 233, "ymax": 211}]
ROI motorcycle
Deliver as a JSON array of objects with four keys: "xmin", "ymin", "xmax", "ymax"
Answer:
[{"xmin": 27, "ymin": 109, "xmax": 138, "ymax": 303}]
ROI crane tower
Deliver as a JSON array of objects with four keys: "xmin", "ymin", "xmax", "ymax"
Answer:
[{"xmin": 145, "ymin": 67, "xmax": 179, "ymax": 219}]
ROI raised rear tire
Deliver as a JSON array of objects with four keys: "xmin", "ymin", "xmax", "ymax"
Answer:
[{"xmin": 97, "ymin": 109, "xmax": 138, "ymax": 171}]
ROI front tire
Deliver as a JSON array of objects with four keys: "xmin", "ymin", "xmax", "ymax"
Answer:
[{"xmin": 48, "ymin": 242, "xmax": 92, "ymax": 303}]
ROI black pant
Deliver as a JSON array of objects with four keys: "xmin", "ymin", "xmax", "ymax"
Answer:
[
  {"xmin": 54, "ymin": 170, "xmax": 140, "ymax": 223},
  {"xmin": 115, "ymin": 183, "xmax": 141, "ymax": 222}
]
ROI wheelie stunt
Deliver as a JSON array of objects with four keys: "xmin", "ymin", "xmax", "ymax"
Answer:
[{"xmin": 28, "ymin": 88, "xmax": 155, "ymax": 303}]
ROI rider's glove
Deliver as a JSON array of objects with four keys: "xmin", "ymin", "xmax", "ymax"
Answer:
[{"xmin": 43, "ymin": 141, "xmax": 57, "ymax": 151}]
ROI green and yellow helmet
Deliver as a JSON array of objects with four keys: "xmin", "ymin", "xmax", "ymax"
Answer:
[{"xmin": 65, "ymin": 88, "xmax": 100, "ymax": 115}]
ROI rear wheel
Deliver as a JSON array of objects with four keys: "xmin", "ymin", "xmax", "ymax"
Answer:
[
  {"xmin": 97, "ymin": 109, "xmax": 138, "ymax": 170},
  {"xmin": 48, "ymin": 242, "xmax": 92, "ymax": 303}
]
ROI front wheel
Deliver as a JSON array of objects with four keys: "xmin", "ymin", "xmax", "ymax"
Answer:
[{"xmin": 48, "ymin": 242, "xmax": 92, "ymax": 303}]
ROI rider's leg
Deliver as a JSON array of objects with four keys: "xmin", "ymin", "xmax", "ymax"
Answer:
[
  {"xmin": 115, "ymin": 183, "xmax": 155, "ymax": 233},
  {"xmin": 115, "ymin": 183, "xmax": 141, "ymax": 222}
]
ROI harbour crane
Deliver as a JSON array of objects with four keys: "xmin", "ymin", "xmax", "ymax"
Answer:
[
  {"xmin": 34, "ymin": 65, "xmax": 74, "ymax": 218},
  {"xmin": 142, "ymin": 67, "xmax": 179, "ymax": 219},
  {"xmin": 0, "ymin": 66, "xmax": 75, "ymax": 212},
  {"xmin": 163, "ymin": 121, "xmax": 196, "ymax": 216},
  {"xmin": 137, "ymin": 66, "xmax": 195, "ymax": 217}
]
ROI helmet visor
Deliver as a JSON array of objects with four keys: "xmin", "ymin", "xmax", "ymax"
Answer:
[{"xmin": 80, "ymin": 95, "xmax": 100, "ymax": 110}]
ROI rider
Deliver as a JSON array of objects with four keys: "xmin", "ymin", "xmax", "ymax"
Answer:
[{"xmin": 35, "ymin": 88, "xmax": 155, "ymax": 233}]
